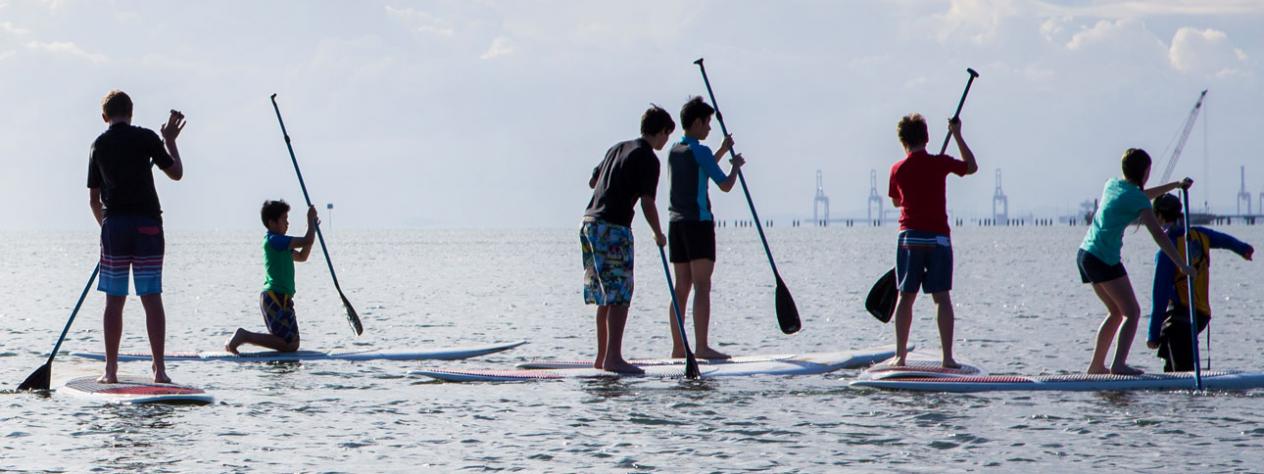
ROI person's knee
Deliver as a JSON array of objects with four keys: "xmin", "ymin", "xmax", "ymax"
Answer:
[
  {"xmin": 693, "ymin": 280, "xmax": 712, "ymax": 294},
  {"xmin": 931, "ymin": 292, "xmax": 952, "ymax": 305}
]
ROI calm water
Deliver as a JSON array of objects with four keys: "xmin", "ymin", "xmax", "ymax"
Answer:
[{"xmin": 1, "ymin": 225, "xmax": 1262, "ymax": 472}]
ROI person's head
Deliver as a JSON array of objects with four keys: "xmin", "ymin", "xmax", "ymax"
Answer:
[
  {"xmin": 640, "ymin": 104, "xmax": 676, "ymax": 150},
  {"xmin": 680, "ymin": 96, "xmax": 715, "ymax": 140},
  {"xmin": 101, "ymin": 90, "xmax": 133, "ymax": 123},
  {"xmin": 261, "ymin": 200, "xmax": 291, "ymax": 234},
  {"xmin": 1153, "ymin": 193, "xmax": 1182, "ymax": 225},
  {"xmin": 1121, "ymin": 148, "xmax": 1151, "ymax": 186},
  {"xmin": 898, "ymin": 113, "xmax": 929, "ymax": 151}
]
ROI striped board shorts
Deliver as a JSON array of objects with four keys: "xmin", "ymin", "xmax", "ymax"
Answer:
[{"xmin": 98, "ymin": 215, "xmax": 164, "ymax": 296}]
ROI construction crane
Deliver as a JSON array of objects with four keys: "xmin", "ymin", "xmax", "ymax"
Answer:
[
  {"xmin": 813, "ymin": 170, "xmax": 830, "ymax": 224},
  {"xmin": 1157, "ymin": 90, "xmax": 1207, "ymax": 183}
]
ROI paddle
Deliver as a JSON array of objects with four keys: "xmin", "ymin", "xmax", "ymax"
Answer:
[
  {"xmin": 269, "ymin": 94, "xmax": 363, "ymax": 336},
  {"xmin": 660, "ymin": 246, "xmax": 701, "ymax": 379},
  {"xmin": 1180, "ymin": 188, "xmax": 1203, "ymax": 390},
  {"xmin": 863, "ymin": 68, "xmax": 980, "ymax": 323},
  {"xmin": 692, "ymin": 58, "xmax": 801, "ymax": 335},
  {"xmin": 17, "ymin": 265, "xmax": 99, "ymax": 391}
]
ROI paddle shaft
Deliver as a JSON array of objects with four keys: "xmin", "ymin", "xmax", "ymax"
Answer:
[
  {"xmin": 269, "ymin": 94, "xmax": 362, "ymax": 335},
  {"xmin": 938, "ymin": 68, "xmax": 980, "ymax": 155},
  {"xmin": 693, "ymin": 59, "xmax": 782, "ymax": 279},
  {"xmin": 45, "ymin": 265, "xmax": 98, "ymax": 366},
  {"xmin": 1180, "ymin": 188, "xmax": 1203, "ymax": 390},
  {"xmin": 660, "ymin": 246, "xmax": 700, "ymax": 378}
]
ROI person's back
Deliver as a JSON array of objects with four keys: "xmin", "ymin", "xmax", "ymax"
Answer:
[
  {"xmin": 586, "ymin": 138, "xmax": 658, "ymax": 228},
  {"xmin": 89, "ymin": 125, "xmax": 171, "ymax": 220},
  {"xmin": 889, "ymin": 150, "xmax": 966, "ymax": 236}
]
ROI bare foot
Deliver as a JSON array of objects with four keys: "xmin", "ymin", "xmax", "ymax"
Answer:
[
  {"xmin": 601, "ymin": 359, "xmax": 645, "ymax": 375},
  {"xmin": 97, "ymin": 372, "xmax": 118, "ymax": 384},
  {"xmin": 670, "ymin": 349, "xmax": 686, "ymax": 359},
  {"xmin": 1086, "ymin": 365, "xmax": 1110, "ymax": 375},
  {"xmin": 695, "ymin": 348, "xmax": 730, "ymax": 360},
  {"xmin": 1110, "ymin": 364, "xmax": 1144, "ymax": 376},
  {"xmin": 891, "ymin": 357, "xmax": 907, "ymax": 367},
  {"xmin": 224, "ymin": 328, "xmax": 246, "ymax": 355},
  {"xmin": 941, "ymin": 359, "xmax": 962, "ymax": 369},
  {"xmin": 593, "ymin": 359, "xmax": 604, "ymax": 370},
  {"xmin": 153, "ymin": 370, "xmax": 172, "ymax": 384}
]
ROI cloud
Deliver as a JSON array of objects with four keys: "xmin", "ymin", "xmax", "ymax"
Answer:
[
  {"xmin": 1053, "ymin": 0, "xmax": 1264, "ymax": 17},
  {"xmin": 24, "ymin": 40, "xmax": 107, "ymax": 63},
  {"xmin": 930, "ymin": 0, "xmax": 1022, "ymax": 45},
  {"xmin": 0, "ymin": 50, "xmax": 14, "ymax": 62},
  {"xmin": 385, "ymin": 5, "xmax": 455, "ymax": 37},
  {"xmin": 1, "ymin": 21, "xmax": 29, "ymax": 36},
  {"xmin": 479, "ymin": 36, "xmax": 514, "ymax": 60},
  {"xmin": 1168, "ymin": 27, "xmax": 1248, "ymax": 77}
]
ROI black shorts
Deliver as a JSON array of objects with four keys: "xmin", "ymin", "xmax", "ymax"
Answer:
[
  {"xmin": 668, "ymin": 220, "xmax": 716, "ymax": 263},
  {"xmin": 1077, "ymin": 248, "xmax": 1127, "ymax": 284}
]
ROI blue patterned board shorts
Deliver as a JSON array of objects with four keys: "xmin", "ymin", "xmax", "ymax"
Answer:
[
  {"xmin": 580, "ymin": 220, "xmax": 634, "ymax": 306},
  {"xmin": 896, "ymin": 230, "xmax": 953, "ymax": 294},
  {"xmin": 98, "ymin": 215, "xmax": 164, "ymax": 296},
  {"xmin": 261, "ymin": 291, "xmax": 299, "ymax": 344}
]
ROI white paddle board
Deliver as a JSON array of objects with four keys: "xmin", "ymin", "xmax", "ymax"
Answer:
[
  {"xmin": 413, "ymin": 345, "xmax": 897, "ymax": 382},
  {"xmin": 71, "ymin": 340, "xmax": 526, "ymax": 363},
  {"xmin": 60, "ymin": 376, "xmax": 213, "ymax": 404},
  {"xmin": 851, "ymin": 371, "xmax": 1264, "ymax": 392}
]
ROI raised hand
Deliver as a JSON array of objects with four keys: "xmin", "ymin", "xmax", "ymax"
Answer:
[
  {"xmin": 730, "ymin": 153, "xmax": 746, "ymax": 168},
  {"xmin": 161, "ymin": 110, "xmax": 186, "ymax": 142},
  {"xmin": 307, "ymin": 205, "xmax": 319, "ymax": 225}
]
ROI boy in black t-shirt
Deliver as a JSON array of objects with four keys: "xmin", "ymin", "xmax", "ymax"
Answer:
[
  {"xmin": 581, "ymin": 105, "xmax": 674, "ymax": 374},
  {"xmin": 86, "ymin": 90, "xmax": 186, "ymax": 384}
]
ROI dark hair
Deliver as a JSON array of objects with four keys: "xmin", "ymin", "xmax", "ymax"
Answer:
[
  {"xmin": 679, "ymin": 96, "xmax": 715, "ymax": 131},
  {"xmin": 1153, "ymin": 193, "xmax": 1182, "ymax": 222},
  {"xmin": 898, "ymin": 114, "xmax": 929, "ymax": 147},
  {"xmin": 1121, "ymin": 148, "xmax": 1151, "ymax": 185},
  {"xmin": 101, "ymin": 90, "xmax": 133, "ymax": 118},
  {"xmin": 640, "ymin": 104, "xmax": 675, "ymax": 136},
  {"xmin": 261, "ymin": 200, "xmax": 291, "ymax": 227}
]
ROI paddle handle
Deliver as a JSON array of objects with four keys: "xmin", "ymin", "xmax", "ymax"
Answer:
[
  {"xmin": 270, "ymin": 95, "xmax": 363, "ymax": 335},
  {"xmin": 45, "ymin": 265, "xmax": 99, "ymax": 365},
  {"xmin": 938, "ymin": 68, "xmax": 979, "ymax": 155},
  {"xmin": 660, "ymin": 246, "xmax": 700, "ymax": 378},
  {"xmin": 693, "ymin": 58, "xmax": 781, "ymax": 278},
  {"xmin": 1180, "ymin": 188, "xmax": 1203, "ymax": 390}
]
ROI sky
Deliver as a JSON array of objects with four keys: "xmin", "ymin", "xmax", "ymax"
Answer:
[{"xmin": 1, "ymin": 0, "xmax": 1262, "ymax": 231}]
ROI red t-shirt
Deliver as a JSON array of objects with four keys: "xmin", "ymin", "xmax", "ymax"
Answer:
[{"xmin": 888, "ymin": 150, "xmax": 969, "ymax": 235}]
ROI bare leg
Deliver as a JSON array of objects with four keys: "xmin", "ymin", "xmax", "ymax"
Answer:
[
  {"xmin": 594, "ymin": 306, "xmax": 609, "ymax": 369},
  {"xmin": 668, "ymin": 262, "xmax": 692, "ymax": 358},
  {"xmin": 689, "ymin": 259, "xmax": 728, "ymax": 359},
  {"xmin": 931, "ymin": 292, "xmax": 960, "ymax": 368},
  {"xmin": 601, "ymin": 305, "xmax": 643, "ymax": 374},
  {"xmin": 98, "ymin": 295, "xmax": 126, "ymax": 384},
  {"xmin": 139, "ymin": 294, "xmax": 170, "ymax": 383},
  {"xmin": 893, "ymin": 292, "xmax": 917, "ymax": 366},
  {"xmin": 225, "ymin": 328, "xmax": 299, "ymax": 353},
  {"xmin": 1087, "ymin": 277, "xmax": 1143, "ymax": 374}
]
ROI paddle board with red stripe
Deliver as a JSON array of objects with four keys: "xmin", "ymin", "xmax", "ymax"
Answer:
[{"xmin": 60, "ymin": 376, "xmax": 213, "ymax": 404}]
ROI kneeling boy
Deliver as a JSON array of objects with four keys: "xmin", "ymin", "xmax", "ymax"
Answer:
[{"xmin": 226, "ymin": 200, "xmax": 317, "ymax": 353}]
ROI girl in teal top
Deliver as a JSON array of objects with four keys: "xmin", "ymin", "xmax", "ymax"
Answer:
[{"xmin": 1076, "ymin": 148, "xmax": 1193, "ymax": 375}]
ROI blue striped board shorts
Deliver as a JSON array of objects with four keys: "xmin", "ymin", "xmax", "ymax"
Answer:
[
  {"xmin": 895, "ymin": 230, "xmax": 953, "ymax": 294},
  {"xmin": 261, "ymin": 291, "xmax": 299, "ymax": 344},
  {"xmin": 580, "ymin": 219, "xmax": 634, "ymax": 306},
  {"xmin": 98, "ymin": 215, "xmax": 164, "ymax": 296}
]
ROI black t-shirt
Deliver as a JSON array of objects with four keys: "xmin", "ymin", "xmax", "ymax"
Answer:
[
  {"xmin": 86, "ymin": 123, "xmax": 174, "ymax": 221},
  {"xmin": 584, "ymin": 138, "xmax": 660, "ymax": 227}
]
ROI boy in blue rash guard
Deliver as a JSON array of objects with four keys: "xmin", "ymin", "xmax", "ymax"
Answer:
[
  {"xmin": 665, "ymin": 97, "xmax": 745, "ymax": 360},
  {"xmin": 582, "ymin": 105, "xmax": 674, "ymax": 374},
  {"xmin": 1146, "ymin": 194, "xmax": 1254, "ymax": 372}
]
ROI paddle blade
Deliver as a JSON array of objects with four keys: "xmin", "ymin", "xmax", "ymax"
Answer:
[
  {"xmin": 684, "ymin": 356, "xmax": 701, "ymax": 379},
  {"xmin": 865, "ymin": 268, "xmax": 898, "ymax": 323},
  {"xmin": 17, "ymin": 364, "xmax": 51, "ymax": 391},
  {"xmin": 775, "ymin": 277, "xmax": 801, "ymax": 334},
  {"xmin": 341, "ymin": 294, "xmax": 363, "ymax": 336}
]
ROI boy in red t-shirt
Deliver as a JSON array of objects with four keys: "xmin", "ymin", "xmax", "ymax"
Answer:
[{"xmin": 887, "ymin": 114, "xmax": 977, "ymax": 368}]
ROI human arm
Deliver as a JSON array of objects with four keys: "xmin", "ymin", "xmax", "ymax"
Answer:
[
  {"xmin": 88, "ymin": 188, "xmax": 104, "ymax": 226},
  {"xmin": 948, "ymin": 119, "xmax": 977, "ymax": 175},
  {"xmin": 1141, "ymin": 209, "xmax": 1194, "ymax": 276},
  {"xmin": 1200, "ymin": 227, "xmax": 1254, "ymax": 260},
  {"xmin": 1143, "ymin": 177, "xmax": 1193, "ymax": 199},
  {"xmin": 639, "ymin": 195, "xmax": 667, "ymax": 247},
  {"xmin": 1147, "ymin": 251, "xmax": 1178, "ymax": 347},
  {"xmin": 292, "ymin": 205, "xmax": 318, "ymax": 262},
  {"xmin": 888, "ymin": 166, "xmax": 902, "ymax": 208},
  {"xmin": 589, "ymin": 165, "xmax": 600, "ymax": 189},
  {"xmin": 157, "ymin": 110, "xmax": 185, "ymax": 181},
  {"xmin": 690, "ymin": 142, "xmax": 743, "ymax": 193}
]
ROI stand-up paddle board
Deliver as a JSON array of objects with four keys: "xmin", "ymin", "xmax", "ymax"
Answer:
[
  {"xmin": 860, "ymin": 353, "xmax": 985, "ymax": 380},
  {"xmin": 414, "ymin": 345, "xmax": 898, "ymax": 382},
  {"xmin": 60, "ymin": 376, "xmax": 213, "ymax": 404},
  {"xmin": 851, "ymin": 371, "xmax": 1264, "ymax": 392},
  {"xmin": 71, "ymin": 340, "xmax": 526, "ymax": 363},
  {"xmin": 516, "ymin": 344, "xmax": 911, "ymax": 369}
]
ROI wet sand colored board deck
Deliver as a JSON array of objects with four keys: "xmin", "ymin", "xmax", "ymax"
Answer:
[
  {"xmin": 60, "ymin": 376, "xmax": 213, "ymax": 405},
  {"xmin": 71, "ymin": 340, "xmax": 527, "ymax": 363}
]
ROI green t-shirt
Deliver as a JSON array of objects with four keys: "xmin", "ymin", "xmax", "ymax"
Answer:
[
  {"xmin": 263, "ymin": 232, "xmax": 296, "ymax": 295},
  {"xmin": 1080, "ymin": 178, "xmax": 1151, "ymax": 265}
]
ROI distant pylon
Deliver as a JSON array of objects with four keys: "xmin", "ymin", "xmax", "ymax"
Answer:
[
  {"xmin": 813, "ymin": 170, "xmax": 830, "ymax": 224},
  {"xmin": 867, "ymin": 169, "xmax": 883, "ymax": 224},
  {"xmin": 1238, "ymin": 165, "xmax": 1252, "ymax": 215},
  {"xmin": 992, "ymin": 169, "xmax": 1009, "ymax": 224}
]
